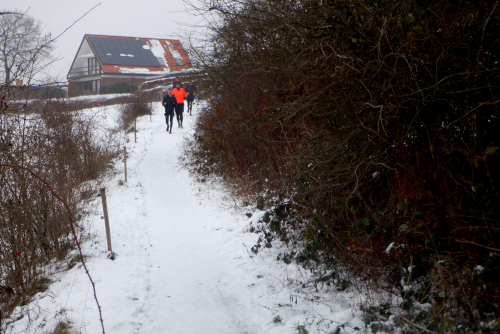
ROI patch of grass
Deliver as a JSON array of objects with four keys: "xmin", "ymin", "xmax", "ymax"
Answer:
[
  {"xmin": 35, "ymin": 277, "xmax": 52, "ymax": 293},
  {"xmin": 46, "ymin": 321, "xmax": 78, "ymax": 334},
  {"xmin": 296, "ymin": 324, "xmax": 308, "ymax": 334},
  {"xmin": 273, "ymin": 315, "xmax": 282, "ymax": 323},
  {"xmin": 67, "ymin": 254, "xmax": 82, "ymax": 270}
]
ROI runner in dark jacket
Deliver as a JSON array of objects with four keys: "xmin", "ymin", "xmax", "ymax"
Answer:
[
  {"xmin": 172, "ymin": 77, "xmax": 183, "ymax": 89},
  {"xmin": 162, "ymin": 88, "xmax": 177, "ymax": 134},
  {"xmin": 185, "ymin": 81, "xmax": 196, "ymax": 115}
]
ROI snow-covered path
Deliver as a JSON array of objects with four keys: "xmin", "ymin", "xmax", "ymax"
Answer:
[
  {"xmin": 111, "ymin": 106, "xmax": 256, "ymax": 333},
  {"xmin": 82, "ymin": 103, "xmax": 262, "ymax": 333},
  {"xmin": 7, "ymin": 102, "xmax": 364, "ymax": 334}
]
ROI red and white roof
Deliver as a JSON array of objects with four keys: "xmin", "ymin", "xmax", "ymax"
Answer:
[{"xmin": 68, "ymin": 34, "xmax": 191, "ymax": 78}]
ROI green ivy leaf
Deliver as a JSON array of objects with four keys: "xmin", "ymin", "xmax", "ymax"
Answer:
[
  {"xmin": 399, "ymin": 224, "xmax": 409, "ymax": 232},
  {"xmin": 439, "ymin": 291, "xmax": 446, "ymax": 298},
  {"xmin": 486, "ymin": 146, "xmax": 498, "ymax": 155},
  {"xmin": 413, "ymin": 25, "xmax": 424, "ymax": 35},
  {"xmin": 406, "ymin": 14, "xmax": 416, "ymax": 23}
]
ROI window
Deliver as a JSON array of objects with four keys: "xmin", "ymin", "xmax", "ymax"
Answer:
[
  {"xmin": 157, "ymin": 57, "xmax": 165, "ymax": 66},
  {"xmin": 88, "ymin": 57, "xmax": 100, "ymax": 75},
  {"xmin": 174, "ymin": 57, "xmax": 183, "ymax": 66},
  {"xmin": 92, "ymin": 80, "xmax": 101, "ymax": 94}
]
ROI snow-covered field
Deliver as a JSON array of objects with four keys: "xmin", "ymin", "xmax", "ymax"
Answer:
[
  {"xmin": 6, "ymin": 103, "xmax": 371, "ymax": 334},
  {"xmin": 15, "ymin": 93, "xmax": 135, "ymax": 105}
]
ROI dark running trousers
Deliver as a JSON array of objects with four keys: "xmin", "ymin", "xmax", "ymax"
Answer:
[
  {"xmin": 187, "ymin": 99, "xmax": 194, "ymax": 112},
  {"xmin": 175, "ymin": 104, "xmax": 184, "ymax": 114},
  {"xmin": 175, "ymin": 104, "xmax": 184, "ymax": 125}
]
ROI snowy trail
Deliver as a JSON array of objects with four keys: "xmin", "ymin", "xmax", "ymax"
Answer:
[
  {"xmin": 7, "ymin": 102, "xmax": 364, "ymax": 334},
  {"xmin": 97, "ymin": 104, "xmax": 258, "ymax": 333},
  {"xmin": 120, "ymin": 111, "xmax": 249, "ymax": 333}
]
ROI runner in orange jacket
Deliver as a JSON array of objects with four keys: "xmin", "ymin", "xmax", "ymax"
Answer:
[{"xmin": 172, "ymin": 83, "xmax": 188, "ymax": 128}]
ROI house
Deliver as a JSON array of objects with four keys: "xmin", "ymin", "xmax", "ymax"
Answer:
[{"xmin": 67, "ymin": 34, "xmax": 191, "ymax": 96}]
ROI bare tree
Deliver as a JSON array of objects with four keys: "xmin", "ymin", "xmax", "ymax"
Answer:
[{"xmin": 0, "ymin": 11, "xmax": 54, "ymax": 87}]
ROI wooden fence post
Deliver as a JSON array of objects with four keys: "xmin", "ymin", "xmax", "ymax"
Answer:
[
  {"xmin": 134, "ymin": 119, "xmax": 137, "ymax": 143},
  {"xmin": 124, "ymin": 146, "xmax": 127, "ymax": 183},
  {"xmin": 100, "ymin": 188, "xmax": 112, "ymax": 251}
]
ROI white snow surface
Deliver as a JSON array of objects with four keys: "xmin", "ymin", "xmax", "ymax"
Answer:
[
  {"xmin": 168, "ymin": 42, "xmax": 182, "ymax": 61},
  {"xmin": 384, "ymin": 242, "xmax": 395, "ymax": 254},
  {"xmin": 118, "ymin": 67, "xmax": 168, "ymax": 74},
  {"xmin": 148, "ymin": 39, "xmax": 170, "ymax": 73},
  {"xmin": 65, "ymin": 93, "xmax": 134, "ymax": 101},
  {"xmin": 6, "ymin": 103, "xmax": 367, "ymax": 334},
  {"xmin": 15, "ymin": 93, "xmax": 134, "ymax": 105}
]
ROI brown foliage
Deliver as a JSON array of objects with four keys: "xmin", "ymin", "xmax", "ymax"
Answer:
[
  {"xmin": 117, "ymin": 93, "xmax": 154, "ymax": 131},
  {"xmin": 187, "ymin": 0, "xmax": 500, "ymax": 330},
  {"xmin": 0, "ymin": 90, "xmax": 118, "ymax": 325}
]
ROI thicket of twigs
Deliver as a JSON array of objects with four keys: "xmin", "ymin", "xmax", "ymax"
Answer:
[
  {"xmin": 117, "ymin": 93, "xmax": 154, "ymax": 131},
  {"xmin": 186, "ymin": 0, "xmax": 500, "ymax": 331},
  {"xmin": 0, "ymin": 90, "xmax": 119, "ymax": 327}
]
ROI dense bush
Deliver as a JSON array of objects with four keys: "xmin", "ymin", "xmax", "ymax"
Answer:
[
  {"xmin": 118, "ymin": 92, "xmax": 154, "ymax": 131},
  {"xmin": 0, "ymin": 91, "xmax": 118, "ymax": 326},
  {"xmin": 99, "ymin": 81, "xmax": 138, "ymax": 94},
  {"xmin": 187, "ymin": 0, "xmax": 500, "ymax": 331},
  {"xmin": 40, "ymin": 86, "xmax": 66, "ymax": 99}
]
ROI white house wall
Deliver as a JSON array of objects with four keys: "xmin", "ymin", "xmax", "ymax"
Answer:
[{"xmin": 70, "ymin": 38, "xmax": 96, "ymax": 74}]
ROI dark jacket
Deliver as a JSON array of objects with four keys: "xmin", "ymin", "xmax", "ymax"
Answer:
[
  {"xmin": 162, "ymin": 94, "xmax": 177, "ymax": 113},
  {"xmin": 185, "ymin": 84, "xmax": 196, "ymax": 100},
  {"xmin": 172, "ymin": 80, "xmax": 183, "ymax": 89}
]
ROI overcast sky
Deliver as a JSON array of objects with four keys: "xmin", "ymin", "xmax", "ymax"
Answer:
[{"xmin": 0, "ymin": 0, "xmax": 206, "ymax": 82}]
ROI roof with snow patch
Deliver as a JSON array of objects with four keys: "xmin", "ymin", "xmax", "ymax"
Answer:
[{"xmin": 84, "ymin": 34, "xmax": 191, "ymax": 74}]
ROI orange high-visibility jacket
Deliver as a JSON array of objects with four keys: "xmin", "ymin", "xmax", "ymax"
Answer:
[{"xmin": 172, "ymin": 87, "xmax": 187, "ymax": 104}]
